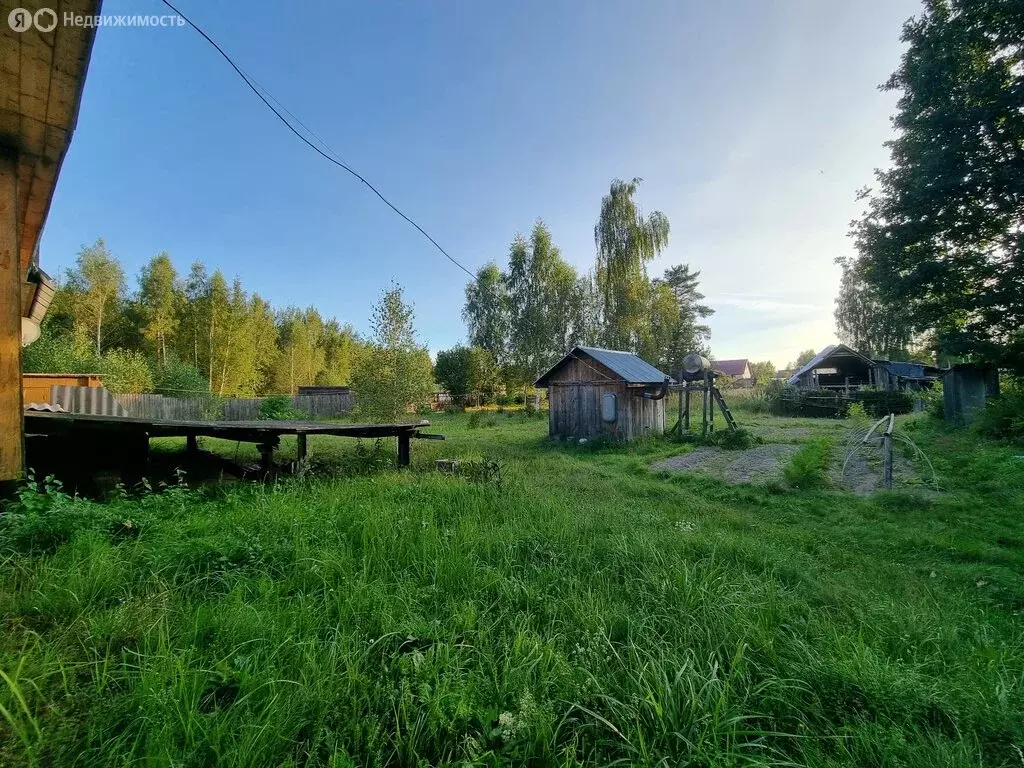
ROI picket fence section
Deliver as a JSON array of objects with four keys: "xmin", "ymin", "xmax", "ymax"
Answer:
[{"xmin": 114, "ymin": 392, "xmax": 355, "ymax": 421}]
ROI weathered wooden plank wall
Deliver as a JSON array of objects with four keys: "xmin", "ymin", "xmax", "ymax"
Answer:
[
  {"xmin": 547, "ymin": 382, "xmax": 665, "ymax": 441},
  {"xmin": 112, "ymin": 393, "xmax": 355, "ymax": 421}
]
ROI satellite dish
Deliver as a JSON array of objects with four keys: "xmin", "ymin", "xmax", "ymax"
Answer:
[{"xmin": 21, "ymin": 317, "xmax": 40, "ymax": 346}]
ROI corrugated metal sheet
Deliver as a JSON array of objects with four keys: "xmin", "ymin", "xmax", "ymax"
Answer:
[
  {"xmin": 880, "ymin": 361, "xmax": 941, "ymax": 380},
  {"xmin": 536, "ymin": 346, "xmax": 672, "ymax": 386},
  {"xmin": 49, "ymin": 385, "xmax": 128, "ymax": 416}
]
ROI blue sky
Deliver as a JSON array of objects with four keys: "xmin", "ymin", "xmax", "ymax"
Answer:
[{"xmin": 40, "ymin": 0, "xmax": 921, "ymax": 367}]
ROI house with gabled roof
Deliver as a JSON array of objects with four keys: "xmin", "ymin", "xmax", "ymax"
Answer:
[{"xmin": 711, "ymin": 359, "xmax": 753, "ymax": 387}]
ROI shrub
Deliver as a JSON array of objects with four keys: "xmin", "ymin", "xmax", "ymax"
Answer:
[
  {"xmin": 467, "ymin": 412, "xmax": 499, "ymax": 429},
  {"xmin": 259, "ymin": 394, "xmax": 307, "ymax": 421},
  {"xmin": 922, "ymin": 385, "xmax": 944, "ymax": 419},
  {"xmin": 705, "ymin": 427, "xmax": 758, "ymax": 450},
  {"xmin": 22, "ymin": 326, "xmax": 97, "ymax": 374},
  {"xmin": 846, "ymin": 401, "xmax": 870, "ymax": 425},
  {"xmin": 851, "ymin": 389, "xmax": 915, "ymax": 417},
  {"xmin": 154, "ymin": 360, "xmax": 209, "ymax": 395},
  {"xmin": 99, "ymin": 349, "xmax": 154, "ymax": 394},
  {"xmin": 783, "ymin": 438, "xmax": 834, "ymax": 489},
  {"xmin": 762, "ymin": 383, "xmax": 915, "ymax": 419},
  {"xmin": 974, "ymin": 387, "xmax": 1024, "ymax": 443},
  {"xmin": 764, "ymin": 384, "xmax": 848, "ymax": 418}
]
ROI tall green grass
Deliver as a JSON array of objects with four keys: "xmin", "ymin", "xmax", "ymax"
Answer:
[{"xmin": 0, "ymin": 413, "xmax": 1022, "ymax": 766}]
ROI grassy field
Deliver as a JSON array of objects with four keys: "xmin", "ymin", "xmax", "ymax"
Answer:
[{"xmin": 1, "ymin": 412, "xmax": 1023, "ymax": 766}]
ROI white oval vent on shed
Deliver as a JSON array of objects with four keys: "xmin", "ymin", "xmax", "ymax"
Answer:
[{"xmin": 601, "ymin": 392, "xmax": 617, "ymax": 422}]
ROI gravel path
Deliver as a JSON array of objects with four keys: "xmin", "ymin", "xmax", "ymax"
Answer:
[{"xmin": 652, "ymin": 443, "xmax": 797, "ymax": 484}]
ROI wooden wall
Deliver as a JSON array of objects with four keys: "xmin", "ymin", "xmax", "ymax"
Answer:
[
  {"xmin": 23, "ymin": 373, "xmax": 102, "ymax": 404},
  {"xmin": 544, "ymin": 356, "xmax": 665, "ymax": 441}
]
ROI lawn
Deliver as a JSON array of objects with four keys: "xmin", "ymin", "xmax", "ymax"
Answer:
[{"xmin": 1, "ymin": 412, "xmax": 1023, "ymax": 766}]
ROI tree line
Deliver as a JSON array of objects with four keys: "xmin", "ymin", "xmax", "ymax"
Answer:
[
  {"xmin": 31, "ymin": 177, "xmax": 724, "ymax": 405},
  {"xmin": 27, "ymin": 240, "xmax": 373, "ymax": 397},
  {"xmin": 834, "ymin": 0, "xmax": 1023, "ymax": 372},
  {"xmin": 446, "ymin": 178, "xmax": 715, "ymax": 396}
]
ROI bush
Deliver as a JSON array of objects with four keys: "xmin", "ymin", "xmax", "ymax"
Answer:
[
  {"xmin": 467, "ymin": 412, "xmax": 499, "ymax": 429},
  {"xmin": 765, "ymin": 384, "xmax": 848, "ymax": 418},
  {"xmin": 155, "ymin": 360, "xmax": 209, "ymax": 395},
  {"xmin": 728, "ymin": 389, "xmax": 772, "ymax": 415},
  {"xmin": 705, "ymin": 427, "xmax": 758, "ymax": 450},
  {"xmin": 762, "ymin": 383, "xmax": 915, "ymax": 419},
  {"xmin": 783, "ymin": 438, "xmax": 834, "ymax": 489},
  {"xmin": 22, "ymin": 326, "xmax": 97, "ymax": 374},
  {"xmin": 851, "ymin": 389, "xmax": 915, "ymax": 417},
  {"xmin": 974, "ymin": 387, "xmax": 1024, "ymax": 443},
  {"xmin": 922, "ymin": 385, "xmax": 944, "ymax": 419},
  {"xmin": 259, "ymin": 394, "xmax": 307, "ymax": 421},
  {"xmin": 99, "ymin": 349, "xmax": 154, "ymax": 394}
]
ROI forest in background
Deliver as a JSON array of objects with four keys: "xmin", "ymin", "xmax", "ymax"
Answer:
[{"xmin": 27, "ymin": 178, "xmax": 746, "ymax": 402}]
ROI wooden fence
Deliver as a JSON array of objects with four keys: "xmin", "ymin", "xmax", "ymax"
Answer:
[{"xmin": 114, "ymin": 392, "xmax": 355, "ymax": 421}]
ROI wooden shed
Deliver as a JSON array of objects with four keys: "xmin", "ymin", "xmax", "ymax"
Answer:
[
  {"xmin": 535, "ymin": 346, "xmax": 673, "ymax": 441},
  {"xmin": 23, "ymin": 373, "xmax": 103, "ymax": 405}
]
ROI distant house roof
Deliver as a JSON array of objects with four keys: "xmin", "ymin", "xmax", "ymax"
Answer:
[
  {"xmin": 786, "ymin": 344, "xmax": 875, "ymax": 385},
  {"xmin": 535, "ymin": 346, "xmax": 673, "ymax": 387},
  {"xmin": 712, "ymin": 359, "xmax": 750, "ymax": 377}
]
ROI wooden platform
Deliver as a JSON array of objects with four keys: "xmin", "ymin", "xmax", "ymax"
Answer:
[{"xmin": 24, "ymin": 411, "xmax": 442, "ymax": 480}]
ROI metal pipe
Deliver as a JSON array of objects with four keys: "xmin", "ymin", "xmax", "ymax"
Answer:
[{"xmin": 641, "ymin": 377, "xmax": 671, "ymax": 401}]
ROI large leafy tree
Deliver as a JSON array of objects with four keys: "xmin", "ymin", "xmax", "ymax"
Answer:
[
  {"xmin": 751, "ymin": 361, "xmax": 777, "ymax": 385},
  {"xmin": 179, "ymin": 262, "xmax": 208, "ymax": 369},
  {"xmin": 273, "ymin": 307, "xmax": 328, "ymax": 395},
  {"xmin": 137, "ymin": 252, "xmax": 180, "ymax": 365},
  {"xmin": 435, "ymin": 345, "xmax": 499, "ymax": 399},
  {"xmin": 463, "ymin": 262, "xmax": 508, "ymax": 362},
  {"xmin": 64, "ymin": 238, "xmax": 125, "ymax": 355},
  {"xmin": 319, "ymin": 320, "xmax": 364, "ymax": 386},
  {"xmin": 594, "ymin": 178, "xmax": 670, "ymax": 351},
  {"xmin": 504, "ymin": 221, "xmax": 588, "ymax": 385},
  {"xmin": 834, "ymin": 256, "xmax": 913, "ymax": 358},
  {"xmin": 352, "ymin": 284, "xmax": 434, "ymax": 421},
  {"xmin": 852, "ymin": 0, "xmax": 1024, "ymax": 369}
]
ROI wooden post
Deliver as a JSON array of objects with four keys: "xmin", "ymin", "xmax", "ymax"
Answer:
[
  {"xmin": 0, "ymin": 148, "xmax": 22, "ymax": 496},
  {"xmin": 121, "ymin": 429, "xmax": 150, "ymax": 488},
  {"xmin": 708, "ymin": 375, "xmax": 715, "ymax": 434},
  {"xmin": 882, "ymin": 433, "xmax": 893, "ymax": 490},
  {"xmin": 257, "ymin": 441, "xmax": 276, "ymax": 477},
  {"xmin": 397, "ymin": 433, "xmax": 411, "ymax": 467},
  {"xmin": 186, "ymin": 434, "xmax": 198, "ymax": 455},
  {"xmin": 296, "ymin": 433, "xmax": 307, "ymax": 462},
  {"xmin": 701, "ymin": 378, "xmax": 709, "ymax": 437},
  {"xmin": 684, "ymin": 385, "xmax": 690, "ymax": 432}
]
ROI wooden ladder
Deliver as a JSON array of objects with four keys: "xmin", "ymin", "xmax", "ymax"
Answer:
[{"xmin": 710, "ymin": 387, "xmax": 738, "ymax": 431}]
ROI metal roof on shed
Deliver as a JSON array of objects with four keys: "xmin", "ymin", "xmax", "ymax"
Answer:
[{"xmin": 535, "ymin": 346, "xmax": 673, "ymax": 386}]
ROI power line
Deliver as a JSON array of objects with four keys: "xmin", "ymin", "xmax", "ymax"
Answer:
[
  {"xmin": 159, "ymin": 0, "xmax": 477, "ymax": 280},
  {"xmin": 159, "ymin": 2, "xmax": 625, "ymax": 388}
]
